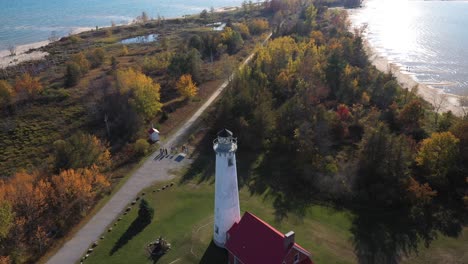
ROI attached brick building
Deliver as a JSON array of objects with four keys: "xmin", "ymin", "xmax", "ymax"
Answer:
[{"xmin": 225, "ymin": 212, "xmax": 314, "ymax": 264}]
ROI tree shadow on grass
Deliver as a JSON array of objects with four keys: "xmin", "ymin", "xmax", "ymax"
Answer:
[
  {"xmin": 110, "ymin": 216, "xmax": 151, "ymax": 255},
  {"xmin": 351, "ymin": 204, "xmax": 464, "ymax": 264},
  {"xmin": 199, "ymin": 240, "xmax": 227, "ymax": 264}
]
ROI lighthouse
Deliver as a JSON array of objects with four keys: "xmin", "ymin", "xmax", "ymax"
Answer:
[{"xmin": 213, "ymin": 129, "xmax": 241, "ymax": 248}]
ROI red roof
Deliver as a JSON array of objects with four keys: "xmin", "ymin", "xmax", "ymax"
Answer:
[
  {"xmin": 148, "ymin": 128, "xmax": 159, "ymax": 134},
  {"xmin": 225, "ymin": 212, "xmax": 313, "ymax": 264}
]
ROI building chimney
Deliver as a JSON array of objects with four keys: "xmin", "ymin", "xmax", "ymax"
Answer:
[{"xmin": 284, "ymin": 231, "xmax": 295, "ymax": 250}]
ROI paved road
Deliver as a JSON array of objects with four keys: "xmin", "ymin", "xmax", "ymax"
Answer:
[{"xmin": 46, "ymin": 32, "xmax": 272, "ymax": 264}]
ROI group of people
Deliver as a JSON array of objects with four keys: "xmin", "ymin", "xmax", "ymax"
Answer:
[{"xmin": 158, "ymin": 145, "xmax": 190, "ymax": 157}]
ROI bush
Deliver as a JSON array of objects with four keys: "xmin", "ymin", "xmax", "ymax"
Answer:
[
  {"xmin": 88, "ymin": 48, "xmax": 106, "ymax": 68},
  {"xmin": 134, "ymin": 139, "xmax": 150, "ymax": 156},
  {"xmin": 65, "ymin": 62, "xmax": 81, "ymax": 87},
  {"xmin": 0, "ymin": 80, "xmax": 14, "ymax": 107}
]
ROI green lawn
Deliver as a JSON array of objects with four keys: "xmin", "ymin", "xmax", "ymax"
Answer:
[
  {"xmin": 84, "ymin": 175, "xmax": 356, "ymax": 264},
  {"xmin": 84, "ymin": 170, "xmax": 467, "ymax": 264}
]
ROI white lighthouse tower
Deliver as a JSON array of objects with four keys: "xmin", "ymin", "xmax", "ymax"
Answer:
[{"xmin": 213, "ymin": 129, "xmax": 241, "ymax": 248}]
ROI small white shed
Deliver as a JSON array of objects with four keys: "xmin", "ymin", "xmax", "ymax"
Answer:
[{"xmin": 148, "ymin": 128, "xmax": 160, "ymax": 142}]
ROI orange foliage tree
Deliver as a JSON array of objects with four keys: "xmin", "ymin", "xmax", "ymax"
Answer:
[{"xmin": 14, "ymin": 73, "xmax": 43, "ymax": 100}]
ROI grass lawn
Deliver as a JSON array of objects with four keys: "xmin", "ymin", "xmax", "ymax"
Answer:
[
  {"xmin": 84, "ymin": 172, "xmax": 356, "ymax": 264},
  {"xmin": 83, "ymin": 166, "xmax": 467, "ymax": 264}
]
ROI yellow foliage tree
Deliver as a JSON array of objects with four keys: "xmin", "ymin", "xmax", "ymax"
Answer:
[
  {"xmin": 71, "ymin": 52, "xmax": 90, "ymax": 74},
  {"xmin": 416, "ymin": 132, "xmax": 459, "ymax": 185},
  {"xmin": 176, "ymin": 74, "xmax": 198, "ymax": 99},
  {"xmin": 116, "ymin": 68, "xmax": 162, "ymax": 119}
]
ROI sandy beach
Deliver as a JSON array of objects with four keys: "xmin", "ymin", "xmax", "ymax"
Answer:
[
  {"xmin": 0, "ymin": 27, "xmax": 93, "ymax": 70},
  {"xmin": 0, "ymin": 41, "xmax": 49, "ymax": 69},
  {"xmin": 364, "ymin": 41, "xmax": 465, "ymax": 116}
]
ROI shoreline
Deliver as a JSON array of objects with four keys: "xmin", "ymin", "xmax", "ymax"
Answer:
[
  {"xmin": 0, "ymin": 27, "xmax": 92, "ymax": 69},
  {"xmin": 0, "ymin": 6, "xmax": 239, "ymax": 70},
  {"xmin": 347, "ymin": 7, "xmax": 465, "ymax": 117},
  {"xmin": 364, "ymin": 40, "xmax": 464, "ymax": 116}
]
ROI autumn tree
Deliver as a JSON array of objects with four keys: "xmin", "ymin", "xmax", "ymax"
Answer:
[
  {"xmin": 115, "ymin": 68, "xmax": 162, "ymax": 120},
  {"xmin": 0, "ymin": 80, "xmax": 14, "ymax": 107},
  {"xmin": 406, "ymin": 177, "xmax": 437, "ymax": 204},
  {"xmin": 51, "ymin": 167, "xmax": 110, "ymax": 216},
  {"xmin": 14, "ymin": 73, "xmax": 43, "ymax": 100},
  {"xmin": 416, "ymin": 132, "xmax": 459, "ymax": 188},
  {"xmin": 53, "ymin": 132, "xmax": 111, "ymax": 171},
  {"xmin": 398, "ymin": 99, "xmax": 425, "ymax": 138},
  {"xmin": 176, "ymin": 74, "xmax": 198, "ymax": 99},
  {"xmin": 221, "ymin": 27, "xmax": 244, "ymax": 54},
  {"xmin": 248, "ymin": 19, "xmax": 269, "ymax": 35},
  {"xmin": 71, "ymin": 52, "xmax": 90, "ymax": 74}
]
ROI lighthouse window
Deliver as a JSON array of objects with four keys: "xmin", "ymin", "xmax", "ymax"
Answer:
[
  {"xmin": 215, "ymin": 225, "xmax": 219, "ymax": 234},
  {"xmin": 228, "ymin": 158, "xmax": 233, "ymax": 167}
]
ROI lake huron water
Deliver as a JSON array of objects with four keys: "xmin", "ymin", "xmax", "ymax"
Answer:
[
  {"xmin": 0, "ymin": 0, "xmax": 244, "ymax": 50},
  {"xmin": 350, "ymin": 0, "xmax": 468, "ymax": 96}
]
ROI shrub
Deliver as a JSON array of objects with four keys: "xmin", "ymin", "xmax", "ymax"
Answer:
[
  {"xmin": 65, "ymin": 62, "xmax": 81, "ymax": 87},
  {"xmin": 88, "ymin": 48, "xmax": 106, "ymax": 68},
  {"xmin": 0, "ymin": 80, "xmax": 14, "ymax": 107},
  {"xmin": 134, "ymin": 139, "xmax": 150, "ymax": 156}
]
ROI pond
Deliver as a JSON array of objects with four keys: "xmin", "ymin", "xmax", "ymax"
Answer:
[{"xmin": 120, "ymin": 34, "xmax": 158, "ymax": 44}]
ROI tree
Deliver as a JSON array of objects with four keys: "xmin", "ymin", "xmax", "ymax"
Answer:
[
  {"xmin": 236, "ymin": 23, "xmax": 250, "ymax": 39},
  {"xmin": 0, "ymin": 80, "xmax": 14, "ymax": 107},
  {"xmin": 406, "ymin": 177, "xmax": 437, "ymax": 204},
  {"xmin": 0, "ymin": 202, "xmax": 14, "ymax": 239},
  {"xmin": 64, "ymin": 62, "xmax": 81, "ymax": 87},
  {"xmin": 138, "ymin": 199, "xmax": 154, "ymax": 224},
  {"xmin": 53, "ymin": 132, "xmax": 111, "ymax": 171},
  {"xmin": 416, "ymin": 132, "xmax": 459, "ymax": 187},
  {"xmin": 14, "ymin": 73, "xmax": 43, "ymax": 100},
  {"xmin": 168, "ymin": 49, "xmax": 202, "ymax": 82},
  {"xmin": 398, "ymin": 99, "xmax": 425, "ymax": 136},
  {"xmin": 450, "ymin": 120, "xmax": 468, "ymax": 162},
  {"xmin": 71, "ymin": 52, "xmax": 90, "ymax": 74},
  {"xmin": 51, "ymin": 167, "xmax": 110, "ymax": 215},
  {"xmin": 221, "ymin": 27, "xmax": 244, "ymax": 54},
  {"xmin": 248, "ymin": 19, "xmax": 269, "ymax": 35},
  {"xmin": 115, "ymin": 68, "xmax": 163, "ymax": 120},
  {"xmin": 176, "ymin": 74, "xmax": 198, "ymax": 99},
  {"xmin": 357, "ymin": 123, "xmax": 412, "ymax": 205}
]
